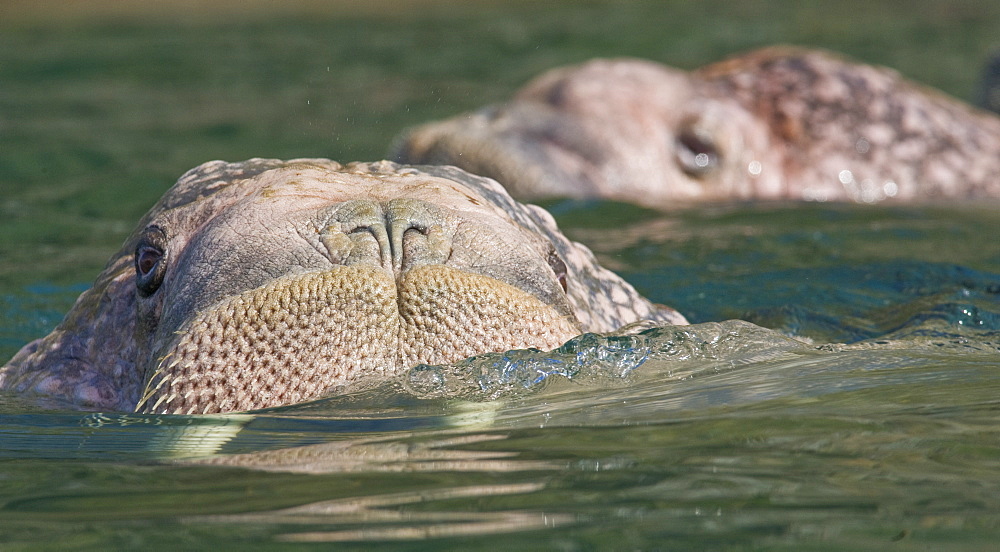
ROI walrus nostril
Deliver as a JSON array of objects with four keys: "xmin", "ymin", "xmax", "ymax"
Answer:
[
  {"xmin": 387, "ymin": 199, "xmax": 452, "ymax": 272},
  {"xmin": 399, "ymin": 222, "xmax": 450, "ymax": 271},
  {"xmin": 321, "ymin": 199, "xmax": 453, "ymax": 274}
]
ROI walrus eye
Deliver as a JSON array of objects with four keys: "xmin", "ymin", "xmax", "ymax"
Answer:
[
  {"xmin": 676, "ymin": 127, "xmax": 720, "ymax": 177},
  {"xmin": 547, "ymin": 248, "xmax": 569, "ymax": 293},
  {"xmin": 135, "ymin": 226, "xmax": 167, "ymax": 297}
]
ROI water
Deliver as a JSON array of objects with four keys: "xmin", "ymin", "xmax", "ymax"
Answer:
[
  {"xmin": 3, "ymin": 2, "xmax": 1000, "ymax": 550},
  {"xmin": 3, "ymin": 203, "xmax": 998, "ymax": 550}
]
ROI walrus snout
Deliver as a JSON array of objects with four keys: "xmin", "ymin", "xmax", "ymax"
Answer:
[
  {"xmin": 132, "ymin": 162, "xmax": 589, "ymax": 414},
  {"xmin": 319, "ymin": 198, "xmax": 453, "ymax": 275},
  {"xmin": 391, "ymin": 102, "xmax": 606, "ymax": 201}
]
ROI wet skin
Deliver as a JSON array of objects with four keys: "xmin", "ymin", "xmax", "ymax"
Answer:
[
  {"xmin": 394, "ymin": 47, "xmax": 1000, "ymax": 208},
  {"xmin": 0, "ymin": 159, "xmax": 684, "ymax": 414}
]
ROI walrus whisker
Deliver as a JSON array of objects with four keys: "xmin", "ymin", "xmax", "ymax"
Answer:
[
  {"xmin": 149, "ymin": 391, "xmax": 174, "ymax": 413},
  {"xmin": 135, "ymin": 374, "xmax": 169, "ymax": 412},
  {"xmin": 148, "ymin": 373, "xmax": 171, "ymax": 392},
  {"xmin": 133, "ymin": 395, "xmax": 152, "ymax": 413},
  {"xmin": 134, "ymin": 362, "xmax": 178, "ymax": 412},
  {"xmin": 136, "ymin": 354, "xmax": 176, "ymax": 401}
]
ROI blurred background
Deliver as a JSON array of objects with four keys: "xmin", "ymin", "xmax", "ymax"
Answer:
[
  {"xmin": 3, "ymin": 5, "xmax": 1000, "ymax": 549},
  {"xmin": 2, "ymin": 0, "xmax": 998, "ymax": 287}
]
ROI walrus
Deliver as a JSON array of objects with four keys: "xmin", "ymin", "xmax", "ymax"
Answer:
[
  {"xmin": 0, "ymin": 159, "xmax": 685, "ymax": 415},
  {"xmin": 392, "ymin": 46, "xmax": 1000, "ymax": 208}
]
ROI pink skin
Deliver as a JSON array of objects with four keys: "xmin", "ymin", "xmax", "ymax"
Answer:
[
  {"xmin": 394, "ymin": 46, "xmax": 1000, "ymax": 208},
  {"xmin": 0, "ymin": 159, "xmax": 684, "ymax": 412}
]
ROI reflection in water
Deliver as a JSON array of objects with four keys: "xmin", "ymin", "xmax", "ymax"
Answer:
[
  {"xmin": 157, "ymin": 423, "xmax": 572, "ymax": 542},
  {"xmin": 191, "ymin": 432, "xmax": 558, "ymax": 474},
  {"xmin": 206, "ymin": 482, "xmax": 572, "ymax": 543},
  {"xmin": 88, "ymin": 412, "xmax": 253, "ymax": 459},
  {"xmin": 84, "ymin": 317, "xmax": 992, "ymax": 545},
  {"xmin": 2, "ymin": 202, "xmax": 999, "ymax": 547},
  {"xmin": 2, "ymin": 312, "xmax": 1000, "ymax": 547}
]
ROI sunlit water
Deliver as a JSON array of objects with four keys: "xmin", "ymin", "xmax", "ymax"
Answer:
[
  {"xmin": 4, "ymin": 1, "xmax": 1000, "ymax": 547},
  {"xmin": 2, "ymin": 202, "xmax": 999, "ymax": 550}
]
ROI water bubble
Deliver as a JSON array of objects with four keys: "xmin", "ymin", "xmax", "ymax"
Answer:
[
  {"xmin": 860, "ymin": 179, "xmax": 878, "ymax": 203},
  {"xmin": 406, "ymin": 364, "xmax": 447, "ymax": 394},
  {"xmin": 402, "ymin": 322, "xmax": 810, "ymax": 401}
]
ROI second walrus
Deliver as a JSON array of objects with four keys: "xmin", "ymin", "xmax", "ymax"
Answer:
[{"xmin": 394, "ymin": 46, "xmax": 1000, "ymax": 208}]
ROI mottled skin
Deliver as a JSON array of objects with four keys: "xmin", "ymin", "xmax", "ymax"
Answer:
[
  {"xmin": 393, "ymin": 46, "xmax": 1000, "ymax": 208},
  {"xmin": 0, "ymin": 159, "xmax": 684, "ymax": 414}
]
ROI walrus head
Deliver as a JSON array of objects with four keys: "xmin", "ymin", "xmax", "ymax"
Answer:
[
  {"xmin": 394, "ymin": 48, "xmax": 1000, "ymax": 206},
  {"xmin": 392, "ymin": 58, "xmax": 784, "ymax": 207},
  {"xmin": 133, "ymin": 161, "xmax": 583, "ymax": 414},
  {"xmin": 1, "ymin": 159, "xmax": 684, "ymax": 414}
]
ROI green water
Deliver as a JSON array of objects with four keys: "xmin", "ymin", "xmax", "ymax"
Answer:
[{"xmin": 2, "ymin": 1, "xmax": 1000, "ymax": 549}]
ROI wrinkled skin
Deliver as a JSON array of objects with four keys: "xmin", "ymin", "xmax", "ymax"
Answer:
[
  {"xmin": 393, "ymin": 46, "xmax": 1000, "ymax": 208},
  {"xmin": 0, "ymin": 159, "xmax": 685, "ymax": 414}
]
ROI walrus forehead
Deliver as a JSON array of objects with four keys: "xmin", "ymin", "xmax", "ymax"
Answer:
[
  {"xmin": 139, "ymin": 264, "xmax": 581, "ymax": 414},
  {"xmin": 244, "ymin": 164, "xmax": 514, "ymax": 221}
]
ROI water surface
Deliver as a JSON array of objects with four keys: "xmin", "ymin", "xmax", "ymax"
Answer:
[{"xmin": 2, "ymin": 1, "xmax": 1000, "ymax": 549}]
